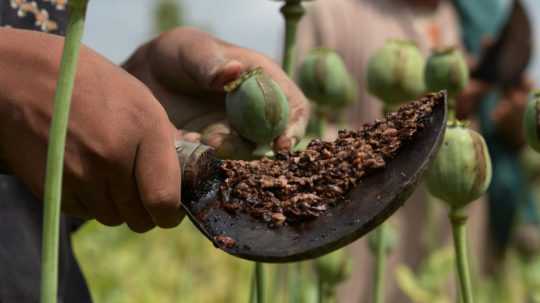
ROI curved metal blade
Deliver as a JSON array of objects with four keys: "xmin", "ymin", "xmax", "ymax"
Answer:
[{"xmin": 183, "ymin": 93, "xmax": 448, "ymax": 263}]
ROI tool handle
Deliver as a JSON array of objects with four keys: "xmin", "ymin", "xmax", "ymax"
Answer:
[
  {"xmin": 175, "ymin": 140, "xmax": 216, "ymax": 192},
  {"xmin": 0, "ymin": 140, "xmax": 215, "ymax": 190}
]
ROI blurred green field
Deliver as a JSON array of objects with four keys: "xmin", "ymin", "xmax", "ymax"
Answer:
[
  {"xmin": 73, "ymin": 220, "xmax": 255, "ymax": 303},
  {"xmin": 73, "ymin": 221, "xmax": 540, "ymax": 303},
  {"xmin": 71, "ymin": 148, "xmax": 540, "ymax": 303}
]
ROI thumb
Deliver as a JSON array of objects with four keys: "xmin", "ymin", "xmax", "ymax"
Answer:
[
  {"xmin": 208, "ymin": 60, "xmax": 245, "ymax": 91},
  {"xmin": 200, "ymin": 122, "xmax": 255, "ymax": 160},
  {"xmin": 148, "ymin": 28, "xmax": 247, "ymax": 93},
  {"xmin": 135, "ymin": 121, "xmax": 183, "ymax": 229}
]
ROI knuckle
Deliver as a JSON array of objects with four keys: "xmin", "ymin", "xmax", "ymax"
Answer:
[
  {"xmin": 95, "ymin": 213, "xmax": 123, "ymax": 227},
  {"xmin": 143, "ymin": 188, "xmax": 180, "ymax": 212},
  {"xmin": 127, "ymin": 220, "xmax": 155, "ymax": 234},
  {"xmin": 161, "ymin": 27, "xmax": 205, "ymax": 41},
  {"xmin": 160, "ymin": 210, "xmax": 186, "ymax": 229},
  {"xmin": 138, "ymin": 106, "xmax": 169, "ymax": 136}
]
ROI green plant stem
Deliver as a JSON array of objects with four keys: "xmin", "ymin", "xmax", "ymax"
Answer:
[
  {"xmin": 295, "ymin": 262, "xmax": 304, "ymax": 303},
  {"xmin": 306, "ymin": 109, "xmax": 327, "ymax": 138},
  {"xmin": 317, "ymin": 276, "xmax": 335, "ymax": 303},
  {"xmin": 448, "ymin": 97, "xmax": 456, "ymax": 122},
  {"xmin": 372, "ymin": 224, "xmax": 388, "ymax": 303},
  {"xmin": 449, "ymin": 207, "xmax": 474, "ymax": 303},
  {"xmin": 268, "ymin": 265, "xmax": 282, "ymax": 303},
  {"xmin": 280, "ymin": 0, "xmax": 306, "ymax": 77},
  {"xmin": 317, "ymin": 273, "xmax": 324, "ymax": 303},
  {"xmin": 287, "ymin": 263, "xmax": 303, "ymax": 303},
  {"xmin": 40, "ymin": 1, "xmax": 88, "ymax": 303},
  {"xmin": 280, "ymin": 2, "xmax": 307, "ymax": 302},
  {"xmin": 250, "ymin": 268, "xmax": 256, "ymax": 303},
  {"xmin": 424, "ymin": 197, "xmax": 438, "ymax": 253},
  {"xmin": 255, "ymin": 262, "xmax": 265, "ymax": 303},
  {"xmin": 318, "ymin": 280, "xmax": 338, "ymax": 303}
]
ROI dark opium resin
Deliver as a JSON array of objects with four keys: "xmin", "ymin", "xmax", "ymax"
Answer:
[{"xmin": 219, "ymin": 92, "xmax": 441, "ymax": 227}]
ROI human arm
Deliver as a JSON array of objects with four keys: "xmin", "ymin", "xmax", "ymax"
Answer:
[{"xmin": 0, "ymin": 27, "xmax": 182, "ymax": 232}]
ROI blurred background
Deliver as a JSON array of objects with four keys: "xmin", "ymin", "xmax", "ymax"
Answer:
[
  {"xmin": 83, "ymin": 0, "xmax": 283, "ymax": 63},
  {"xmin": 82, "ymin": 0, "xmax": 540, "ymax": 80},
  {"xmin": 73, "ymin": 1, "xmax": 540, "ymax": 303}
]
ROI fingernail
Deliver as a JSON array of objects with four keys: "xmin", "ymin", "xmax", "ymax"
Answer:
[
  {"xmin": 210, "ymin": 60, "xmax": 245, "ymax": 91},
  {"xmin": 274, "ymin": 136, "xmax": 293, "ymax": 151},
  {"xmin": 184, "ymin": 132, "xmax": 201, "ymax": 143}
]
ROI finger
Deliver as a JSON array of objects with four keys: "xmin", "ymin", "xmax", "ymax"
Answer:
[
  {"xmin": 149, "ymin": 28, "xmax": 247, "ymax": 93},
  {"xmin": 273, "ymin": 97, "xmax": 310, "ymax": 152},
  {"xmin": 79, "ymin": 185, "xmax": 123, "ymax": 227},
  {"xmin": 183, "ymin": 132, "xmax": 201, "ymax": 143},
  {"xmin": 521, "ymin": 76, "xmax": 533, "ymax": 90},
  {"xmin": 61, "ymin": 191, "xmax": 92, "ymax": 220},
  {"xmin": 135, "ymin": 121, "xmax": 183, "ymax": 229},
  {"xmin": 200, "ymin": 123, "xmax": 255, "ymax": 159},
  {"xmin": 176, "ymin": 129, "xmax": 201, "ymax": 143},
  {"xmin": 274, "ymin": 135, "xmax": 294, "ymax": 152},
  {"xmin": 108, "ymin": 174, "xmax": 156, "ymax": 233},
  {"xmin": 200, "ymin": 122, "xmax": 231, "ymax": 148},
  {"xmin": 208, "ymin": 60, "xmax": 245, "ymax": 91},
  {"xmin": 150, "ymin": 27, "xmax": 310, "ymax": 146},
  {"xmin": 61, "ymin": 175, "xmax": 92, "ymax": 219}
]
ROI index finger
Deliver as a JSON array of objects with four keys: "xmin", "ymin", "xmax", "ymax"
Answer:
[{"xmin": 135, "ymin": 119, "xmax": 184, "ymax": 228}]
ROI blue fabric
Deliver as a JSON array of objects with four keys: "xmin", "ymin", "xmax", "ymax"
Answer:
[
  {"xmin": 479, "ymin": 93, "xmax": 539, "ymax": 250},
  {"xmin": 453, "ymin": 0, "xmax": 539, "ymax": 252},
  {"xmin": 452, "ymin": 0, "xmax": 512, "ymax": 55}
]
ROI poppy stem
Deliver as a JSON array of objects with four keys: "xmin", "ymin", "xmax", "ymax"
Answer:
[
  {"xmin": 255, "ymin": 262, "xmax": 265, "ymax": 303},
  {"xmin": 40, "ymin": 1, "xmax": 88, "ymax": 303},
  {"xmin": 371, "ymin": 224, "xmax": 388, "ymax": 303},
  {"xmin": 280, "ymin": 0, "xmax": 306, "ymax": 77},
  {"xmin": 450, "ymin": 207, "xmax": 474, "ymax": 303}
]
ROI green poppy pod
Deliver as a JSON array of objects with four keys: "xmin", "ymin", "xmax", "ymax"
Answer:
[
  {"xmin": 366, "ymin": 40, "xmax": 426, "ymax": 106},
  {"xmin": 225, "ymin": 68, "xmax": 289, "ymax": 154},
  {"xmin": 315, "ymin": 249, "xmax": 352, "ymax": 288},
  {"xmin": 524, "ymin": 90, "xmax": 540, "ymax": 153},
  {"xmin": 298, "ymin": 48, "xmax": 357, "ymax": 108},
  {"xmin": 425, "ymin": 47, "xmax": 469, "ymax": 99},
  {"xmin": 426, "ymin": 122, "xmax": 492, "ymax": 208}
]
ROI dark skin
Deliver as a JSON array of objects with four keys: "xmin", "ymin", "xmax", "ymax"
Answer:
[
  {"xmin": 455, "ymin": 76, "xmax": 531, "ymax": 149},
  {"xmin": 407, "ymin": 0, "xmax": 441, "ymax": 9},
  {"xmin": 454, "ymin": 32, "xmax": 531, "ymax": 148},
  {"xmin": 0, "ymin": 27, "xmax": 309, "ymax": 232},
  {"xmin": 124, "ymin": 28, "xmax": 309, "ymax": 155}
]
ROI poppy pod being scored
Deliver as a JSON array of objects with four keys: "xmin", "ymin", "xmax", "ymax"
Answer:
[
  {"xmin": 298, "ymin": 48, "xmax": 357, "ymax": 109},
  {"xmin": 426, "ymin": 122, "xmax": 492, "ymax": 208},
  {"xmin": 225, "ymin": 68, "xmax": 289, "ymax": 155},
  {"xmin": 366, "ymin": 40, "xmax": 426, "ymax": 106},
  {"xmin": 425, "ymin": 47, "xmax": 469, "ymax": 100},
  {"xmin": 524, "ymin": 90, "xmax": 540, "ymax": 153}
]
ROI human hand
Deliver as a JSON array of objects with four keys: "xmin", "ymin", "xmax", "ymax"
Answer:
[
  {"xmin": 0, "ymin": 28, "xmax": 183, "ymax": 232},
  {"xmin": 455, "ymin": 79, "xmax": 492, "ymax": 120},
  {"xmin": 123, "ymin": 27, "xmax": 310, "ymax": 157},
  {"xmin": 491, "ymin": 77, "xmax": 533, "ymax": 148}
]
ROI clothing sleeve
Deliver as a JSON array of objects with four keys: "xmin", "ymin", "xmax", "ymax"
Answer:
[{"xmin": 452, "ymin": 0, "xmax": 512, "ymax": 55}]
